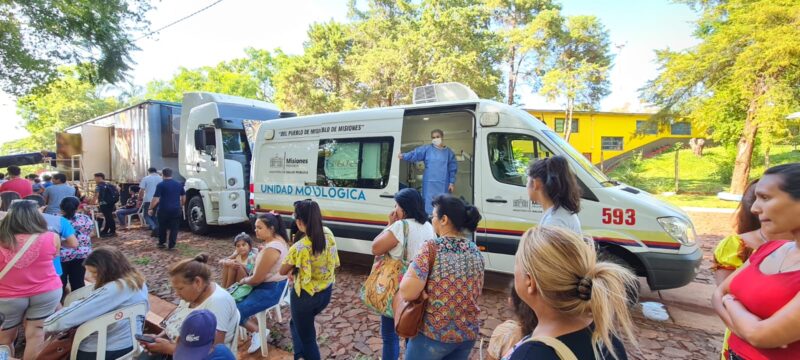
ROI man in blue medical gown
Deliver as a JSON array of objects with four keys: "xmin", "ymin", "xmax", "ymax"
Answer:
[{"xmin": 398, "ymin": 129, "xmax": 458, "ymax": 215}]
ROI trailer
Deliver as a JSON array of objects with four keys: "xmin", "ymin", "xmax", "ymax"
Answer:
[{"xmin": 59, "ymin": 93, "xmax": 290, "ymax": 233}]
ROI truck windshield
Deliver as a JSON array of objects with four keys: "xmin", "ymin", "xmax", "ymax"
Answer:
[
  {"xmin": 541, "ymin": 130, "xmax": 611, "ymax": 186},
  {"xmin": 221, "ymin": 130, "xmax": 246, "ymax": 155}
]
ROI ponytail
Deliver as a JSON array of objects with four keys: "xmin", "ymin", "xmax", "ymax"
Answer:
[
  {"xmin": 294, "ymin": 200, "xmax": 326, "ymax": 255},
  {"xmin": 527, "ymin": 155, "xmax": 582, "ymax": 214},
  {"xmin": 516, "ymin": 226, "xmax": 637, "ymax": 359}
]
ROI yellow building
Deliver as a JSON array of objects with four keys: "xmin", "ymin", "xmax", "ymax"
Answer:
[{"xmin": 526, "ymin": 109, "xmax": 704, "ymax": 166}]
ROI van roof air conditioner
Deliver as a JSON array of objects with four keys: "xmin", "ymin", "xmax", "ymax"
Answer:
[{"xmin": 412, "ymin": 83, "xmax": 479, "ymax": 104}]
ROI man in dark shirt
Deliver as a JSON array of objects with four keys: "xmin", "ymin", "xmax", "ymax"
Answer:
[
  {"xmin": 94, "ymin": 172, "xmax": 117, "ymax": 237},
  {"xmin": 148, "ymin": 168, "xmax": 185, "ymax": 249}
]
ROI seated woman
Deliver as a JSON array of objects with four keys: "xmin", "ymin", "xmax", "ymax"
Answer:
[
  {"xmin": 139, "ymin": 254, "xmax": 238, "ymax": 359},
  {"xmin": 236, "ymin": 213, "xmax": 289, "ymax": 354},
  {"xmin": 44, "ymin": 246, "xmax": 149, "ymax": 360}
]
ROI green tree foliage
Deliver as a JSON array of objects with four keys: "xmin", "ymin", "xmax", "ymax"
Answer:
[
  {"xmin": 540, "ymin": 15, "xmax": 612, "ymax": 142},
  {"xmin": 146, "ymin": 48, "xmax": 277, "ymax": 102},
  {"xmin": 641, "ymin": 0, "xmax": 800, "ymax": 194},
  {"xmin": 486, "ymin": 0, "xmax": 563, "ymax": 104},
  {"xmin": 273, "ymin": 21, "xmax": 358, "ymax": 115},
  {"xmin": 0, "ymin": 0, "xmax": 151, "ymax": 96},
  {"xmin": 274, "ymin": 0, "xmax": 503, "ymax": 114},
  {"xmin": 1, "ymin": 68, "xmax": 121, "ymax": 154}
]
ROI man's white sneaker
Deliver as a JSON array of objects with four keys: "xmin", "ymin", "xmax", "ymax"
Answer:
[{"xmin": 247, "ymin": 332, "xmax": 261, "ymax": 354}]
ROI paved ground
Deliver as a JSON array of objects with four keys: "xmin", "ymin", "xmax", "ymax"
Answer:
[{"xmin": 91, "ymin": 210, "xmax": 732, "ymax": 359}]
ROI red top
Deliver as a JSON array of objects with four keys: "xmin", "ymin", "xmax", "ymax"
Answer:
[
  {"xmin": 0, "ymin": 178, "xmax": 33, "ymax": 198},
  {"xmin": 729, "ymin": 240, "xmax": 800, "ymax": 360}
]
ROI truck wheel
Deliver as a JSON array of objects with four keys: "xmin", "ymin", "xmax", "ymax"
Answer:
[{"xmin": 187, "ymin": 196, "xmax": 209, "ymax": 235}]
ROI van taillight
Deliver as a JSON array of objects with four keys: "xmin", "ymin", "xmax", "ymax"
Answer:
[
  {"xmin": 249, "ymin": 184, "xmax": 254, "ymax": 193},
  {"xmin": 249, "ymin": 183, "xmax": 255, "ymax": 214}
]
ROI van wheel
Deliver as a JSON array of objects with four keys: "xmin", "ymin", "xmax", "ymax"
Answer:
[
  {"xmin": 187, "ymin": 196, "xmax": 209, "ymax": 235},
  {"xmin": 599, "ymin": 251, "xmax": 641, "ymax": 306}
]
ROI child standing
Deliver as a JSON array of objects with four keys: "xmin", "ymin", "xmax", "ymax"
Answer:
[{"xmin": 219, "ymin": 233, "xmax": 258, "ymax": 288}]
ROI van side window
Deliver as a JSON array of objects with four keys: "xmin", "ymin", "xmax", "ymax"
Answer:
[
  {"xmin": 488, "ymin": 133, "xmax": 553, "ymax": 186},
  {"xmin": 317, "ymin": 137, "xmax": 394, "ymax": 189}
]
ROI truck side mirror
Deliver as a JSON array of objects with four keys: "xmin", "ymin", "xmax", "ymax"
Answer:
[{"xmin": 194, "ymin": 129, "xmax": 205, "ymax": 151}]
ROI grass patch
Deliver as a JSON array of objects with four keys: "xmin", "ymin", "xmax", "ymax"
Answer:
[
  {"xmin": 175, "ymin": 243, "xmax": 202, "ymax": 257},
  {"xmin": 608, "ymin": 145, "xmax": 800, "ymax": 198},
  {"xmin": 654, "ymin": 194, "xmax": 739, "ymax": 209},
  {"xmin": 132, "ymin": 256, "xmax": 151, "ymax": 266}
]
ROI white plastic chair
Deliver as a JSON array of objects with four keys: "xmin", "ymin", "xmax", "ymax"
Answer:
[
  {"xmin": 125, "ymin": 203, "xmax": 145, "ymax": 228},
  {"xmin": 231, "ymin": 310, "xmax": 241, "ymax": 354},
  {"xmin": 64, "ymin": 284, "xmax": 95, "ymax": 306},
  {"xmin": 253, "ymin": 281, "xmax": 291, "ymax": 357},
  {"xmin": 70, "ymin": 302, "xmax": 147, "ymax": 360}
]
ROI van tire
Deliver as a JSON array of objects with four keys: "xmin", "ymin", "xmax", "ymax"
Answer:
[
  {"xmin": 599, "ymin": 251, "xmax": 641, "ymax": 306},
  {"xmin": 187, "ymin": 196, "xmax": 209, "ymax": 235}
]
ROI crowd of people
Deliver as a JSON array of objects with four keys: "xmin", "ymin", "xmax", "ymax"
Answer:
[{"xmin": 1, "ymin": 157, "xmax": 798, "ymax": 360}]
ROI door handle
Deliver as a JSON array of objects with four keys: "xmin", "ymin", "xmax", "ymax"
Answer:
[
  {"xmin": 380, "ymin": 193, "xmax": 395, "ymax": 199},
  {"xmin": 304, "ymin": 181, "xmax": 316, "ymax": 186},
  {"xmin": 486, "ymin": 198, "xmax": 507, "ymax": 203}
]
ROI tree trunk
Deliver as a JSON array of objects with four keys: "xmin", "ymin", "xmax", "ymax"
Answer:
[
  {"xmin": 729, "ymin": 79, "xmax": 766, "ymax": 194},
  {"xmin": 507, "ymin": 47, "xmax": 517, "ymax": 105},
  {"xmin": 564, "ymin": 97, "xmax": 574, "ymax": 142}
]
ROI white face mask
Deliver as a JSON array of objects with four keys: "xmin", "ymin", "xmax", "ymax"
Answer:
[{"xmin": 432, "ymin": 138, "xmax": 442, "ymax": 146}]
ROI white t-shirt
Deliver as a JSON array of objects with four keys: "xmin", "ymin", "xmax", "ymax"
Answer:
[
  {"xmin": 163, "ymin": 283, "xmax": 238, "ymax": 349},
  {"xmin": 386, "ymin": 219, "xmax": 436, "ymax": 261},
  {"xmin": 540, "ymin": 206, "xmax": 582, "ymax": 235}
]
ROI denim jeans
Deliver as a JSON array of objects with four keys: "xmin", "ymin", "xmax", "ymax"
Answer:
[
  {"xmin": 236, "ymin": 280, "xmax": 287, "ymax": 325},
  {"xmin": 381, "ymin": 315, "xmax": 400, "ymax": 360},
  {"xmin": 142, "ymin": 202, "xmax": 158, "ymax": 231},
  {"xmin": 405, "ymin": 333, "xmax": 475, "ymax": 360},
  {"xmin": 289, "ymin": 285, "xmax": 332, "ymax": 360}
]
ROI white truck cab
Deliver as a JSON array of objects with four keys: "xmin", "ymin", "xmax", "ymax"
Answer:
[
  {"xmin": 178, "ymin": 92, "xmax": 290, "ymax": 233},
  {"xmin": 251, "ymin": 83, "xmax": 702, "ymax": 290}
]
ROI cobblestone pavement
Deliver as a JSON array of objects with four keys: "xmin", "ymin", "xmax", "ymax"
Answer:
[{"xmin": 100, "ymin": 210, "xmax": 729, "ymax": 359}]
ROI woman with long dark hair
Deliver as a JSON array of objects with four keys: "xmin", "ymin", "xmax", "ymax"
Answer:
[
  {"xmin": 237, "ymin": 213, "xmax": 290, "ymax": 354},
  {"xmin": 45, "ymin": 246, "xmax": 148, "ymax": 359},
  {"xmin": 370, "ymin": 188, "xmax": 436, "ymax": 360},
  {"xmin": 59, "ymin": 196, "xmax": 94, "ymax": 293},
  {"xmin": 526, "ymin": 155, "xmax": 582, "ymax": 234},
  {"xmin": 280, "ymin": 200, "xmax": 339, "ymax": 360}
]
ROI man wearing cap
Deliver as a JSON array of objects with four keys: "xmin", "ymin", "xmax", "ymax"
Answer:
[{"xmin": 173, "ymin": 310, "xmax": 235, "ymax": 360}]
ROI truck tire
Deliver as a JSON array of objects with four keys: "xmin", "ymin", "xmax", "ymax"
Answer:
[{"xmin": 187, "ymin": 196, "xmax": 210, "ymax": 235}]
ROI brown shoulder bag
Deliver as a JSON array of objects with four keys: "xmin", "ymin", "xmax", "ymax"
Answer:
[{"xmin": 392, "ymin": 241, "xmax": 437, "ymax": 338}]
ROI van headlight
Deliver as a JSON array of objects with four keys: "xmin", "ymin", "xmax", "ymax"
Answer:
[
  {"xmin": 657, "ymin": 217, "xmax": 696, "ymax": 246},
  {"xmin": 228, "ymin": 178, "xmax": 237, "ymax": 186},
  {"xmin": 228, "ymin": 192, "xmax": 239, "ymax": 201}
]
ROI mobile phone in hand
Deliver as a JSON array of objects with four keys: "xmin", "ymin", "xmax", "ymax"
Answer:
[{"xmin": 135, "ymin": 334, "xmax": 156, "ymax": 343}]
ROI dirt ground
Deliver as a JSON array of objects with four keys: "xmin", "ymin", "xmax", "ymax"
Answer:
[{"xmin": 73, "ymin": 210, "xmax": 732, "ymax": 359}]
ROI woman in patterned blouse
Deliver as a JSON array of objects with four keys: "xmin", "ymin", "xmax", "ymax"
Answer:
[
  {"xmin": 399, "ymin": 194, "xmax": 484, "ymax": 360},
  {"xmin": 59, "ymin": 196, "xmax": 93, "ymax": 292}
]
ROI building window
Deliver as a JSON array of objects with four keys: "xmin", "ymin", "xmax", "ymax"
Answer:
[
  {"xmin": 317, "ymin": 137, "xmax": 393, "ymax": 189},
  {"xmin": 636, "ymin": 120, "xmax": 658, "ymax": 135},
  {"xmin": 601, "ymin": 137, "xmax": 624, "ymax": 151},
  {"xmin": 554, "ymin": 118, "xmax": 579, "ymax": 133},
  {"xmin": 487, "ymin": 133, "xmax": 554, "ymax": 186},
  {"xmin": 671, "ymin": 122, "xmax": 691, "ymax": 135}
]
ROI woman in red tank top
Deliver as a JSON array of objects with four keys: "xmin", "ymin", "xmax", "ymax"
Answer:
[{"xmin": 712, "ymin": 164, "xmax": 800, "ymax": 360}]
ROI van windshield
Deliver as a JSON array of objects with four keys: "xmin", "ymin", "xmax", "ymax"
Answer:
[{"xmin": 541, "ymin": 130, "xmax": 611, "ymax": 186}]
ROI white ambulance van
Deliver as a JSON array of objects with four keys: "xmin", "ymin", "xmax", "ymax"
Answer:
[{"xmin": 251, "ymin": 83, "xmax": 702, "ymax": 290}]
